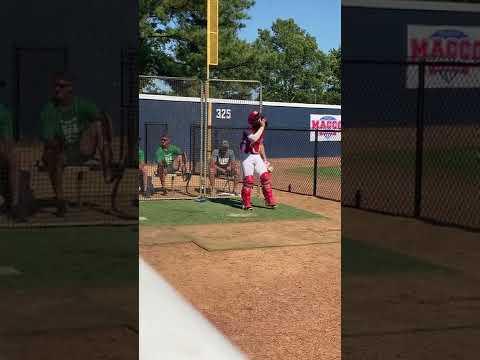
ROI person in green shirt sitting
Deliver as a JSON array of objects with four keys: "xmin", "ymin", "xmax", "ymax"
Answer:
[
  {"xmin": 155, "ymin": 135, "xmax": 187, "ymax": 195},
  {"xmin": 0, "ymin": 103, "xmax": 20, "ymax": 217},
  {"xmin": 40, "ymin": 71, "xmax": 113, "ymax": 216}
]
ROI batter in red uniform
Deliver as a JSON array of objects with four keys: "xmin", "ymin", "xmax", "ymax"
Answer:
[{"xmin": 240, "ymin": 111, "xmax": 277, "ymax": 210}]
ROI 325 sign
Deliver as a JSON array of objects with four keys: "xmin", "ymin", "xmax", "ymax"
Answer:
[{"xmin": 215, "ymin": 108, "xmax": 231, "ymax": 120}]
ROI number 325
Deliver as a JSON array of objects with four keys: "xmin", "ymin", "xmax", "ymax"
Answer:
[{"xmin": 216, "ymin": 108, "xmax": 231, "ymax": 119}]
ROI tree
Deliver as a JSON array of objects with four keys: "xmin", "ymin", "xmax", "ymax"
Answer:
[
  {"xmin": 251, "ymin": 19, "xmax": 339, "ymax": 104},
  {"xmin": 139, "ymin": 0, "xmax": 256, "ymax": 79},
  {"xmin": 324, "ymin": 48, "xmax": 341, "ymax": 104}
]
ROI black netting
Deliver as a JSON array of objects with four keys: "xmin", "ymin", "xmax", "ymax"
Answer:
[{"xmin": 343, "ymin": 60, "xmax": 480, "ymax": 230}]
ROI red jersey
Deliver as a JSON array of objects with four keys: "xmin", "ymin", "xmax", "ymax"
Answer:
[{"xmin": 240, "ymin": 128, "xmax": 264, "ymax": 154}]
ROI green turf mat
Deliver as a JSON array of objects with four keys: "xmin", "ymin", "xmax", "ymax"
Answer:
[
  {"xmin": 342, "ymin": 238, "xmax": 454, "ymax": 275},
  {"xmin": 140, "ymin": 197, "xmax": 323, "ymax": 226},
  {"xmin": 0, "ymin": 227, "xmax": 138, "ymax": 289}
]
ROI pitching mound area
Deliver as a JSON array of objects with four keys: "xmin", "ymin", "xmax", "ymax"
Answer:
[
  {"xmin": 140, "ymin": 193, "xmax": 339, "ymax": 251},
  {"xmin": 140, "ymin": 192, "xmax": 340, "ymax": 359}
]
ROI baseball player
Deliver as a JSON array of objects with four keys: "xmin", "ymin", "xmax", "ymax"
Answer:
[{"xmin": 239, "ymin": 111, "xmax": 277, "ymax": 210}]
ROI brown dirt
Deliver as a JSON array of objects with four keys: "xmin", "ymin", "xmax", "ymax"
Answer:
[
  {"xmin": 0, "ymin": 287, "xmax": 137, "ymax": 360},
  {"xmin": 140, "ymin": 192, "xmax": 340, "ymax": 359}
]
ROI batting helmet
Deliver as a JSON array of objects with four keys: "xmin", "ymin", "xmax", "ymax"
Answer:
[{"xmin": 248, "ymin": 111, "xmax": 261, "ymax": 126}]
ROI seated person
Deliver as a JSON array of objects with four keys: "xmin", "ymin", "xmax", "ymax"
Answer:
[
  {"xmin": 0, "ymin": 102, "xmax": 20, "ymax": 218},
  {"xmin": 209, "ymin": 140, "xmax": 239, "ymax": 195},
  {"xmin": 40, "ymin": 71, "xmax": 113, "ymax": 216},
  {"xmin": 154, "ymin": 135, "xmax": 187, "ymax": 195}
]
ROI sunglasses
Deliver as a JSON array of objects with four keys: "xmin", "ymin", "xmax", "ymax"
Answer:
[
  {"xmin": 160, "ymin": 138, "xmax": 168, "ymax": 142},
  {"xmin": 55, "ymin": 82, "xmax": 72, "ymax": 89}
]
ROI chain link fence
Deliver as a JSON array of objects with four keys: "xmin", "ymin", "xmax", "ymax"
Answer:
[
  {"xmin": 139, "ymin": 76, "xmax": 341, "ymax": 202},
  {"xmin": 189, "ymin": 126, "xmax": 341, "ymax": 200},
  {"xmin": 342, "ymin": 60, "xmax": 480, "ymax": 230}
]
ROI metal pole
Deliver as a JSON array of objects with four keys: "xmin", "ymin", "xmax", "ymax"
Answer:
[
  {"xmin": 313, "ymin": 129, "xmax": 319, "ymax": 197},
  {"xmin": 200, "ymin": 81, "xmax": 205, "ymax": 198},
  {"xmin": 144, "ymin": 123, "xmax": 148, "ymax": 163},
  {"xmin": 414, "ymin": 62, "xmax": 425, "ymax": 217},
  {"xmin": 204, "ymin": 79, "xmax": 210, "ymax": 198}
]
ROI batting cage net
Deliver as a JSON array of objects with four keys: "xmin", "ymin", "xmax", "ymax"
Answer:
[
  {"xmin": 203, "ymin": 79, "xmax": 263, "ymax": 199},
  {"xmin": 342, "ymin": 60, "xmax": 480, "ymax": 230},
  {"xmin": 139, "ymin": 76, "xmax": 204, "ymax": 200},
  {"xmin": 139, "ymin": 76, "xmax": 342, "ymax": 204},
  {"xmin": 190, "ymin": 126, "xmax": 341, "ymax": 200},
  {"xmin": 0, "ymin": 48, "xmax": 138, "ymax": 228}
]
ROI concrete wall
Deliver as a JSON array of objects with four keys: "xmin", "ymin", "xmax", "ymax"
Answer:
[
  {"xmin": 139, "ymin": 96, "xmax": 341, "ymax": 162},
  {"xmin": 343, "ymin": 1, "xmax": 480, "ymax": 127}
]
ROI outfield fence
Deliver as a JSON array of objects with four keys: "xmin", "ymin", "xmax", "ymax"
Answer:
[
  {"xmin": 140, "ymin": 124, "xmax": 341, "ymax": 201},
  {"xmin": 343, "ymin": 60, "xmax": 480, "ymax": 231}
]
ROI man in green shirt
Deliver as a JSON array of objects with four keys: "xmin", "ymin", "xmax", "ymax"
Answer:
[
  {"xmin": 0, "ymin": 103, "xmax": 20, "ymax": 217},
  {"xmin": 155, "ymin": 135, "xmax": 187, "ymax": 195},
  {"xmin": 40, "ymin": 72, "xmax": 113, "ymax": 216}
]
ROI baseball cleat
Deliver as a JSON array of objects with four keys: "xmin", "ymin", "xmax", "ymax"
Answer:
[
  {"xmin": 265, "ymin": 202, "xmax": 277, "ymax": 209},
  {"xmin": 242, "ymin": 205, "xmax": 253, "ymax": 211}
]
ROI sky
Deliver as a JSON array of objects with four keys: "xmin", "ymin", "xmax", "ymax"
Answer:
[{"xmin": 238, "ymin": 0, "xmax": 341, "ymax": 53}]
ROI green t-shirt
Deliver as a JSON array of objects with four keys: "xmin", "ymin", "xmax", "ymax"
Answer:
[
  {"xmin": 139, "ymin": 148, "xmax": 145, "ymax": 163},
  {"xmin": 40, "ymin": 97, "xmax": 98, "ymax": 145},
  {"xmin": 155, "ymin": 144, "xmax": 182, "ymax": 166},
  {"xmin": 0, "ymin": 104, "xmax": 13, "ymax": 139},
  {"xmin": 40, "ymin": 97, "xmax": 98, "ymax": 164}
]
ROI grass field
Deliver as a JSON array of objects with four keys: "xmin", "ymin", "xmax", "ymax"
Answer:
[
  {"xmin": 0, "ymin": 227, "xmax": 138, "ymax": 289},
  {"xmin": 342, "ymin": 238, "xmax": 453, "ymax": 276},
  {"xmin": 140, "ymin": 197, "xmax": 322, "ymax": 226},
  {"xmin": 351, "ymin": 147, "xmax": 479, "ymax": 180}
]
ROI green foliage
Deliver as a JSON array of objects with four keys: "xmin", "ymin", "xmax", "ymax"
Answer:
[
  {"xmin": 252, "ymin": 19, "xmax": 340, "ymax": 104},
  {"xmin": 139, "ymin": 0, "xmax": 256, "ymax": 79}
]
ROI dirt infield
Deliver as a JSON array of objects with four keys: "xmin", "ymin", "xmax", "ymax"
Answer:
[
  {"xmin": 0, "ymin": 287, "xmax": 137, "ymax": 360},
  {"xmin": 140, "ymin": 192, "xmax": 340, "ymax": 359}
]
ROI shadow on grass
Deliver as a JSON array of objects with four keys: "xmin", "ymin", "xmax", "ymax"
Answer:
[
  {"xmin": 342, "ymin": 238, "xmax": 456, "ymax": 276},
  {"xmin": 208, "ymin": 197, "xmax": 277, "ymax": 210},
  {"xmin": 208, "ymin": 197, "xmax": 243, "ymax": 209}
]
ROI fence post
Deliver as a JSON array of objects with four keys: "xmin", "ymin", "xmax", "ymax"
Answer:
[
  {"xmin": 144, "ymin": 123, "xmax": 148, "ymax": 163},
  {"xmin": 313, "ymin": 129, "xmax": 319, "ymax": 197},
  {"xmin": 414, "ymin": 62, "xmax": 425, "ymax": 217},
  {"xmin": 190, "ymin": 124, "xmax": 195, "ymax": 174}
]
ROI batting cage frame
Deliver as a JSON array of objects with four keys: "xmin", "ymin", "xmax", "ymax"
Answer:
[
  {"xmin": 139, "ymin": 76, "xmax": 264, "ymax": 202},
  {"xmin": 139, "ymin": 76, "xmax": 341, "ymax": 204}
]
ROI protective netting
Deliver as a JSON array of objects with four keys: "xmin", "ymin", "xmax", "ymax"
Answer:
[{"xmin": 342, "ymin": 60, "xmax": 480, "ymax": 230}]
